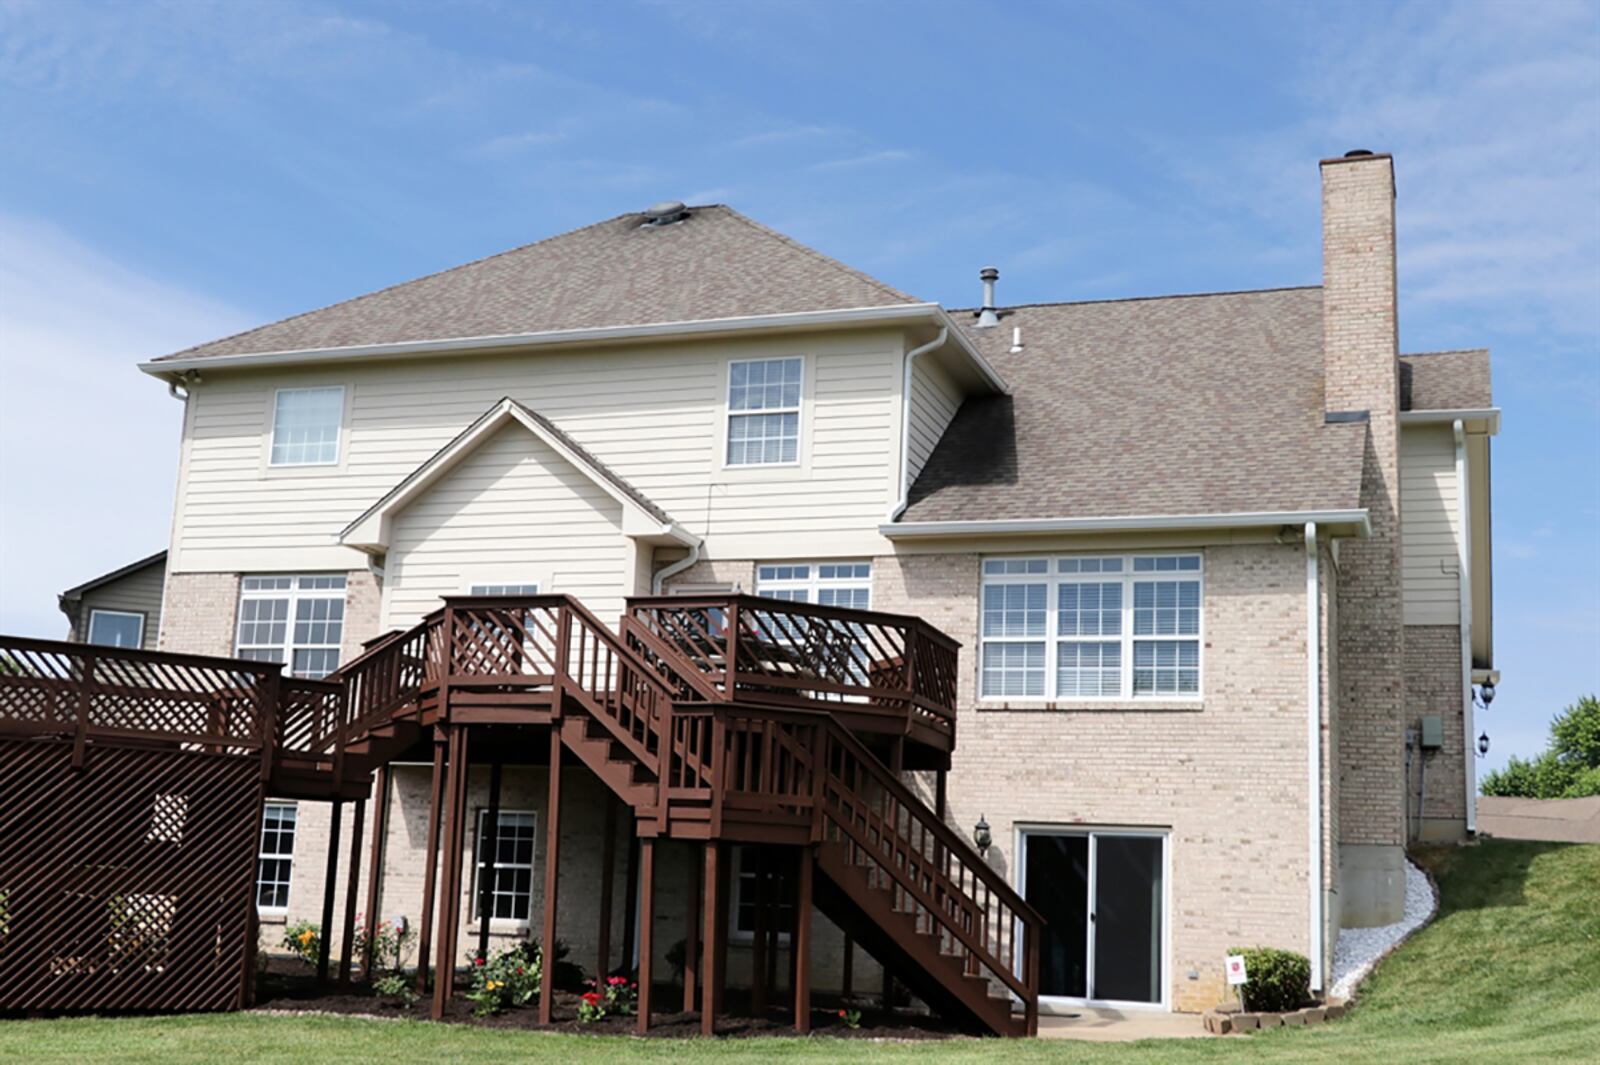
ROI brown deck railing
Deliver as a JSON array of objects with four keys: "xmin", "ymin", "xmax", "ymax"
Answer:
[{"xmin": 626, "ymin": 595, "xmax": 960, "ymax": 741}]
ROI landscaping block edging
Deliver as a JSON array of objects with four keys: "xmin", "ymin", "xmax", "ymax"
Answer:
[{"xmin": 1202, "ymin": 1003, "xmax": 1345, "ymax": 1035}]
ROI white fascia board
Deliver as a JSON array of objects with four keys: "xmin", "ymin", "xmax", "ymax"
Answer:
[
  {"xmin": 930, "ymin": 307, "xmax": 1009, "ymax": 394},
  {"xmin": 139, "ymin": 303, "xmax": 988, "ymax": 376},
  {"xmin": 1400, "ymin": 408, "xmax": 1500, "ymax": 434},
  {"xmin": 879, "ymin": 508, "xmax": 1372, "ymax": 539}
]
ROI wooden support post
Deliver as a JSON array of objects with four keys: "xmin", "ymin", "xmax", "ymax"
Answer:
[
  {"xmin": 935, "ymin": 768, "xmax": 947, "ymax": 821},
  {"xmin": 842, "ymin": 935, "xmax": 854, "ymax": 997},
  {"xmin": 338, "ymin": 796, "xmax": 365, "ymax": 986},
  {"xmin": 751, "ymin": 848, "xmax": 768, "ymax": 1016},
  {"xmin": 538, "ymin": 727, "xmax": 563, "ymax": 1025},
  {"xmin": 431, "ymin": 724, "xmax": 471, "ymax": 1019},
  {"xmin": 881, "ymin": 737, "xmax": 904, "ymax": 1014},
  {"xmin": 362, "ymin": 766, "xmax": 390, "ymax": 981},
  {"xmin": 477, "ymin": 756, "xmax": 503, "ymax": 964},
  {"xmin": 415, "ymin": 730, "xmax": 448, "ymax": 995},
  {"xmin": 682, "ymin": 841, "xmax": 700, "ymax": 1013},
  {"xmin": 621, "ymin": 832, "xmax": 639, "ymax": 971},
  {"xmin": 792, "ymin": 848, "xmax": 813, "ymax": 1033},
  {"xmin": 714, "ymin": 841, "xmax": 729, "ymax": 1018},
  {"xmin": 700, "ymin": 841, "xmax": 721, "ymax": 1036},
  {"xmin": 317, "ymin": 800, "xmax": 343, "ymax": 987},
  {"xmin": 597, "ymin": 800, "xmax": 616, "ymax": 978},
  {"xmin": 635, "ymin": 837, "xmax": 655, "ymax": 1034}
]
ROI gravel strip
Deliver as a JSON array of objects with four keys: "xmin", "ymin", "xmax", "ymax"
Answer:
[{"xmin": 1329, "ymin": 858, "xmax": 1437, "ymax": 1000}]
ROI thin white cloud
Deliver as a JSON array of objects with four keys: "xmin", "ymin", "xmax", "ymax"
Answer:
[
  {"xmin": 472, "ymin": 129, "xmax": 570, "ymax": 157},
  {"xmin": 734, "ymin": 125, "xmax": 835, "ymax": 147},
  {"xmin": 807, "ymin": 149, "xmax": 913, "ymax": 173},
  {"xmin": 0, "ymin": 216, "xmax": 255, "ymax": 639}
]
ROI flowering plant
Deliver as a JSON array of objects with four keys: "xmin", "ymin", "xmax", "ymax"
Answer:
[
  {"xmin": 464, "ymin": 942, "xmax": 542, "ymax": 1017},
  {"xmin": 575, "ymin": 975, "xmax": 637, "ymax": 1023},
  {"xmin": 836, "ymin": 996, "xmax": 863, "ymax": 1029},
  {"xmin": 281, "ymin": 921, "xmax": 320, "ymax": 966},
  {"xmin": 358, "ymin": 914, "xmax": 416, "ymax": 976}
]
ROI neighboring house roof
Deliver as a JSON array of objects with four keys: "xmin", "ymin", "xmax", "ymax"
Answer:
[
  {"xmin": 1400, "ymin": 349, "xmax": 1492, "ymax": 411},
  {"xmin": 899, "ymin": 287, "xmax": 1371, "ymax": 525},
  {"xmin": 340, "ymin": 397, "xmax": 691, "ymax": 552},
  {"xmin": 58, "ymin": 551, "xmax": 167, "ymax": 603},
  {"xmin": 152, "ymin": 206, "xmax": 920, "ymax": 363}
]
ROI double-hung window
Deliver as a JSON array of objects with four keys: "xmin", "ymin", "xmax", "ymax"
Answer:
[
  {"xmin": 979, "ymin": 554, "xmax": 1203, "ymax": 700},
  {"xmin": 256, "ymin": 802, "xmax": 297, "ymax": 913},
  {"xmin": 472, "ymin": 810, "xmax": 536, "ymax": 922},
  {"xmin": 270, "ymin": 386, "xmax": 344, "ymax": 466},
  {"xmin": 732, "ymin": 846, "xmax": 794, "ymax": 941},
  {"xmin": 235, "ymin": 575, "xmax": 347, "ymax": 679},
  {"xmin": 726, "ymin": 357, "xmax": 802, "ymax": 466}
]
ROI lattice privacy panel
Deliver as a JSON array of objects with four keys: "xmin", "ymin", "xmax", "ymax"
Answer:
[{"xmin": 0, "ymin": 739, "xmax": 263, "ymax": 1012}]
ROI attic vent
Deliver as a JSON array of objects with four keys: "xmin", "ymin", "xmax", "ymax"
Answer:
[{"xmin": 641, "ymin": 201, "xmax": 689, "ymax": 227}]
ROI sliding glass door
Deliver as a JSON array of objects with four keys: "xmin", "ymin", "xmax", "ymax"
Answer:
[{"xmin": 1020, "ymin": 828, "xmax": 1166, "ymax": 1007}]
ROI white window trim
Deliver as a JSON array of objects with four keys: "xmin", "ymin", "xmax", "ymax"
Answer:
[
  {"xmin": 235, "ymin": 574, "xmax": 348, "ymax": 680},
  {"xmin": 979, "ymin": 554, "xmax": 1204, "ymax": 703},
  {"xmin": 464, "ymin": 580, "xmax": 542, "ymax": 596},
  {"xmin": 86, "ymin": 608, "xmax": 145, "ymax": 648},
  {"xmin": 268, "ymin": 385, "xmax": 347, "ymax": 469},
  {"xmin": 753, "ymin": 561, "xmax": 872, "ymax": 606},
  {"xmin": 721, "ymin": 355, "xmax": 806, "ymax": 471},
  {"xmin": 256, "ymin": 801, "xmax": 297, "ymax": 917},
  {"xmin": 470, "ymin": 808, "xmax": 537, "ymax": 927}
]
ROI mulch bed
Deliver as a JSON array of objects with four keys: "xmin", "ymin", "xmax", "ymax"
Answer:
[{"xmin": 254, "ymin": 959, "xmax": 966, "ymax": 1040}]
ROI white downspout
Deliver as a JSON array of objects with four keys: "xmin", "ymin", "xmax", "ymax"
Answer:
[
  {"xmin": 1454, "ymin": 420, "xmax": 1476, "ymax": 833},
  {"xmin": 651, "ymin": 539, "xmax": 701, "ymax": 595},
  {"xmin": 1305, "ymin": 521, "xmax": 1324, "ymax": 992},
  {"xmin": 888, "ymin": 326, "xmax": 949, "ymax": 522}
]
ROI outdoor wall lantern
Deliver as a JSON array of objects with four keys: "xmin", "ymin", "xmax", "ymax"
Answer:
[
  {"xmin": 1478, "ymin": 732, "xmax": 1491, "ymax": 758},
  {"xmin": 973, "ymin": 815, "xmax": 992, "ymax": 857}
]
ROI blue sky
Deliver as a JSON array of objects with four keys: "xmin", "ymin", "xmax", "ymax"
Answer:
[{"xmin": 0, "ymin": 0, "xmax": 1595, "ymax": 773}]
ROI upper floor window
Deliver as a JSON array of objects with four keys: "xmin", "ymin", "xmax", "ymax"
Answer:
[
  {"xmin": 87, "ymin": 609, "xmax": 144, "ymax": 648},
  {"xmin": 270, "ymin": 387, "xmax": 344, "ymax": 466},
  {"xmin": 236, "ymin": 574, "xmax": 347, "ymax": 679},
  {"xmin": 726, "ymin": 357, "xmax": 802, "ymax": 466},
  {"xmin": 979, "ymin": 554, "xmax": 1202, "ymax": 701}
]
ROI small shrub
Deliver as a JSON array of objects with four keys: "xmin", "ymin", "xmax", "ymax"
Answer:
[
  {"xmin": 372, "ymin": 972, "xmax": 418, "ymax": 1007},
  {"xmin": 575, "ymin": 975, "xmax": 637, "ymax": 1023},
  {"xmin": 282, "ymin": 920, "xmax": 320, "ymax": 966},
  {"xmin": 577, "ymin": 989, "xmax": 606, "ymax": 1022},
  {"xmin": 362, "ymin": 915, "xmax": 416, "ymax": 976},
  {"xmin": 464, "ymin": 942, "xmax": 541, "ymax": 1017},
  {"xmin": 1227, "ymin": 946, "xmax": 1311, "ymax": 1012},
  {"xmin": 837, "ymin": 1006, "xmax": 862, "ymax": 1029}
]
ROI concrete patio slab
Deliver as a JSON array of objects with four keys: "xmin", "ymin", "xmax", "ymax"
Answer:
[
  {"xmin": 1478, "ymin": 796, "xmax": 1600, "ymax": 844},
  {"xmin": 1037, "ymin": 1007, "xmax": 1210, "ymax": 1041}
]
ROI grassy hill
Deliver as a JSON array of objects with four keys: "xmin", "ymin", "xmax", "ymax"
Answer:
[{"xmin": 3, "ymin": 840, "xmax": 1596, "ymax": 1063}]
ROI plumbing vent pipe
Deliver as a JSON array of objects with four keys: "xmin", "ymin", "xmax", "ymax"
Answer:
[{"xmin": 976, "ymin": 267, "xmax": 1000, "ymax": 328}]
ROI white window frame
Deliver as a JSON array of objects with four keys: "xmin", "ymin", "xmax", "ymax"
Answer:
[
  {"xmin": 256, "ymin": 801, "xmax": 297, "ymax": 916},
  {"xmin": 466, "ymin": 582, "xmax": 541, "ymax": 596},
  {"xmin": 979, "ymin": 554, "xmax": 1204, "ymax": 702},
  {"xmin": 86, "ymin": 608, "xmax": 145, "ymax": 649},
  {"xmin": 753, "ymin": 561, "xmax": 872, "ymax": 609},
  {"xmin": 731, "ymin": 845, "xmax": 794, "ymax": 944},
  {"xmin": 723, "ymin": 356, "xmax": 804, "ymax": 469},
  {"xmin": 470, "ymin": 809, "xmax": 537, "ymax": 925},
  {"xmin": 235, "ymin": 574, "xmax": 348, "ymax": 680},
  {"xmin": 269, "ymin": 386, "xmax": 346, "ymax": 468}
]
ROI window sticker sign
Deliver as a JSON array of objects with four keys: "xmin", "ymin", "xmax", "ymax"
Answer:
[{"xmin": 1226, "ymin": 954, "xmax": 1249, "ymax": 986}]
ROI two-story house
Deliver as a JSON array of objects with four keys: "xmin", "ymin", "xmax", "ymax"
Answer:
[{"xmin": 136, "ymin": 150, "xmax": 1498, "ymax": 1020}]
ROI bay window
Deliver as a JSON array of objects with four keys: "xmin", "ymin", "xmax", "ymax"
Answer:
[{"xmin": 979, "ymin": 554, "xmax": 1202, "ymax": 701}]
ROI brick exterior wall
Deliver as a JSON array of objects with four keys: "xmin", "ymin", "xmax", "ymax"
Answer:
[
  {"xmin": 157, "ymin": 572, "xmax": 240, "ymax": 656},
  {"xmin": 1321, "ymin": 156, "xmax": 1409, "ymax": 884},
  {"xmin": 874, "ymin": 543, "xmax": 1320, "ymax": 1012},
  {"xmin": 342, "ymin": 567, "xmax": 384, "ymax": 659},
  {"xmin": 1404, "ymin": 625, "xmax": 1468, "ymax": 839}
]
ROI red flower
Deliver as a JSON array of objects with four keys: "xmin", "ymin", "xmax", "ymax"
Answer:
[
  {"xmin": 474, "ymin": 957, "xmax": 484, "ymax": 966},
  {"xmin": 581, "ymin": 991, "xmax": 603, "ymax": 1006},
  {"xmin": 839, "ymin": 1009, "xmax": 847, "ymax": 1017},
  {"xmin": 516, "ymin": 967, "xmax": 524, "ymax": 975}
]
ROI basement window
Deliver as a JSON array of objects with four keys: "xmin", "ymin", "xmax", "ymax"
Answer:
[
  {"xmin": 472, "ymin": 810, "xmax": 537, "ymax": 922},
  {"xmin": 256, "ymin": 802, "xmax": 297, "ymax": 914}
]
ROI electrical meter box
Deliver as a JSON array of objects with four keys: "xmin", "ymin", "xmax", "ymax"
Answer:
[{"xmin": 1420, "ymin": 714, "xmax": 1444, "ymax": 750}]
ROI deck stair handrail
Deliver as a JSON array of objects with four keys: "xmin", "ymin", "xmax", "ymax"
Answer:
[{"xmin": 626, "ymin": 594, "xmax": 960, "ymax": 740}]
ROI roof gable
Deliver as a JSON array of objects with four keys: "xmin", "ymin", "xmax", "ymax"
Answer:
[
  {"xmin": 155, "ymin": 206, "xmax": 919, "ymax": 363},
  {"xmin": 341, "ymin": 398, "xmax": 690, "ymax": 552}
]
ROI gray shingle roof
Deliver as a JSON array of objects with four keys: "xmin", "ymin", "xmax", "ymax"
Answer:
[
  {"xmin": 900, "ymin": 287, "xmax": 1370, "ymax": 523},
  {"xmin": 154, "ymin": 206, "xmax": 919, "ymax": 362},
  {"xmin": 1400, "ymin": 349, "xmax": 1492, "ymax": 411}
]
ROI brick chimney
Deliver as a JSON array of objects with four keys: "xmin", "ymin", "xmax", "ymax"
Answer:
[{"xmin": 1321, "ymin": 150, "xmax": 1408, "ymax": 928}]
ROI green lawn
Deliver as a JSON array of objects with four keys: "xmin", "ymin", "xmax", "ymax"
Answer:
[{"xmin": 4, "ymin": 841, "xmax": 1596, "ymax": 1064}]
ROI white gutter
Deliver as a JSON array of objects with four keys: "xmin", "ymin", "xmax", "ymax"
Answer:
[
  {"xmin": 1455, "ymin": 420, "xmax": 1476, "ymax": 833},
  {"xmin": 1305, "ymin": 521, "xmax": 1324, "ymax": 992},
  {"xmin": 1400, "ymin": 408, "xmax": 1500, "ymax": 434},
  {"xmin": 888, "ymin": 326, "xmax": 949, "ymax": 522},
  {"xmin": 880, "ymin": 508, "xmax": 1372, "ymax": 539},
  {"xmin": 139, "ymin": 303, "xmax": 1009, "ymax": 394}
]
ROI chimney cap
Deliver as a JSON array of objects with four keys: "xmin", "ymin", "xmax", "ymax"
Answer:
[
  {"xmin": 1343, "ymin": 149, "xmax": 1376, "ymax": 158},
  {"xmin": 979, "ymin": 266, "xmax": 1000, "ymax": 282}
]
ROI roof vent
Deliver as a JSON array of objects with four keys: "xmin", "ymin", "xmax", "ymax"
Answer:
[
  {"xmin": 975, "ymin": 266, "xmax": 1000, "ymax": 328},
  {"xmin": 641, "ymin": 200, "xmax": 689, "ymax": 227},
  {"xmin": 1343, "ymin": 148, "xmax": 1375, "ymax": 158}
]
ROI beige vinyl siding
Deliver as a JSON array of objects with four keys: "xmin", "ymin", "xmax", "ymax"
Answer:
[
  {"xmin": 172, "ymin": 329, "xmax": 905, "ymax": 573},
  {"xmin": 71, "ymin": 562, "xmax": 166, "ymax": 650},
  {"xmin": 906, "ymin": 354, "xmax": 962, "ymax": 486},
  {"xmin": 1400, "ymin": 424, "xmax": 1461, "ymax": 625},
  {"xmin": 383, "ymin": 423, "xmax": 630, "ymax": 629}
]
